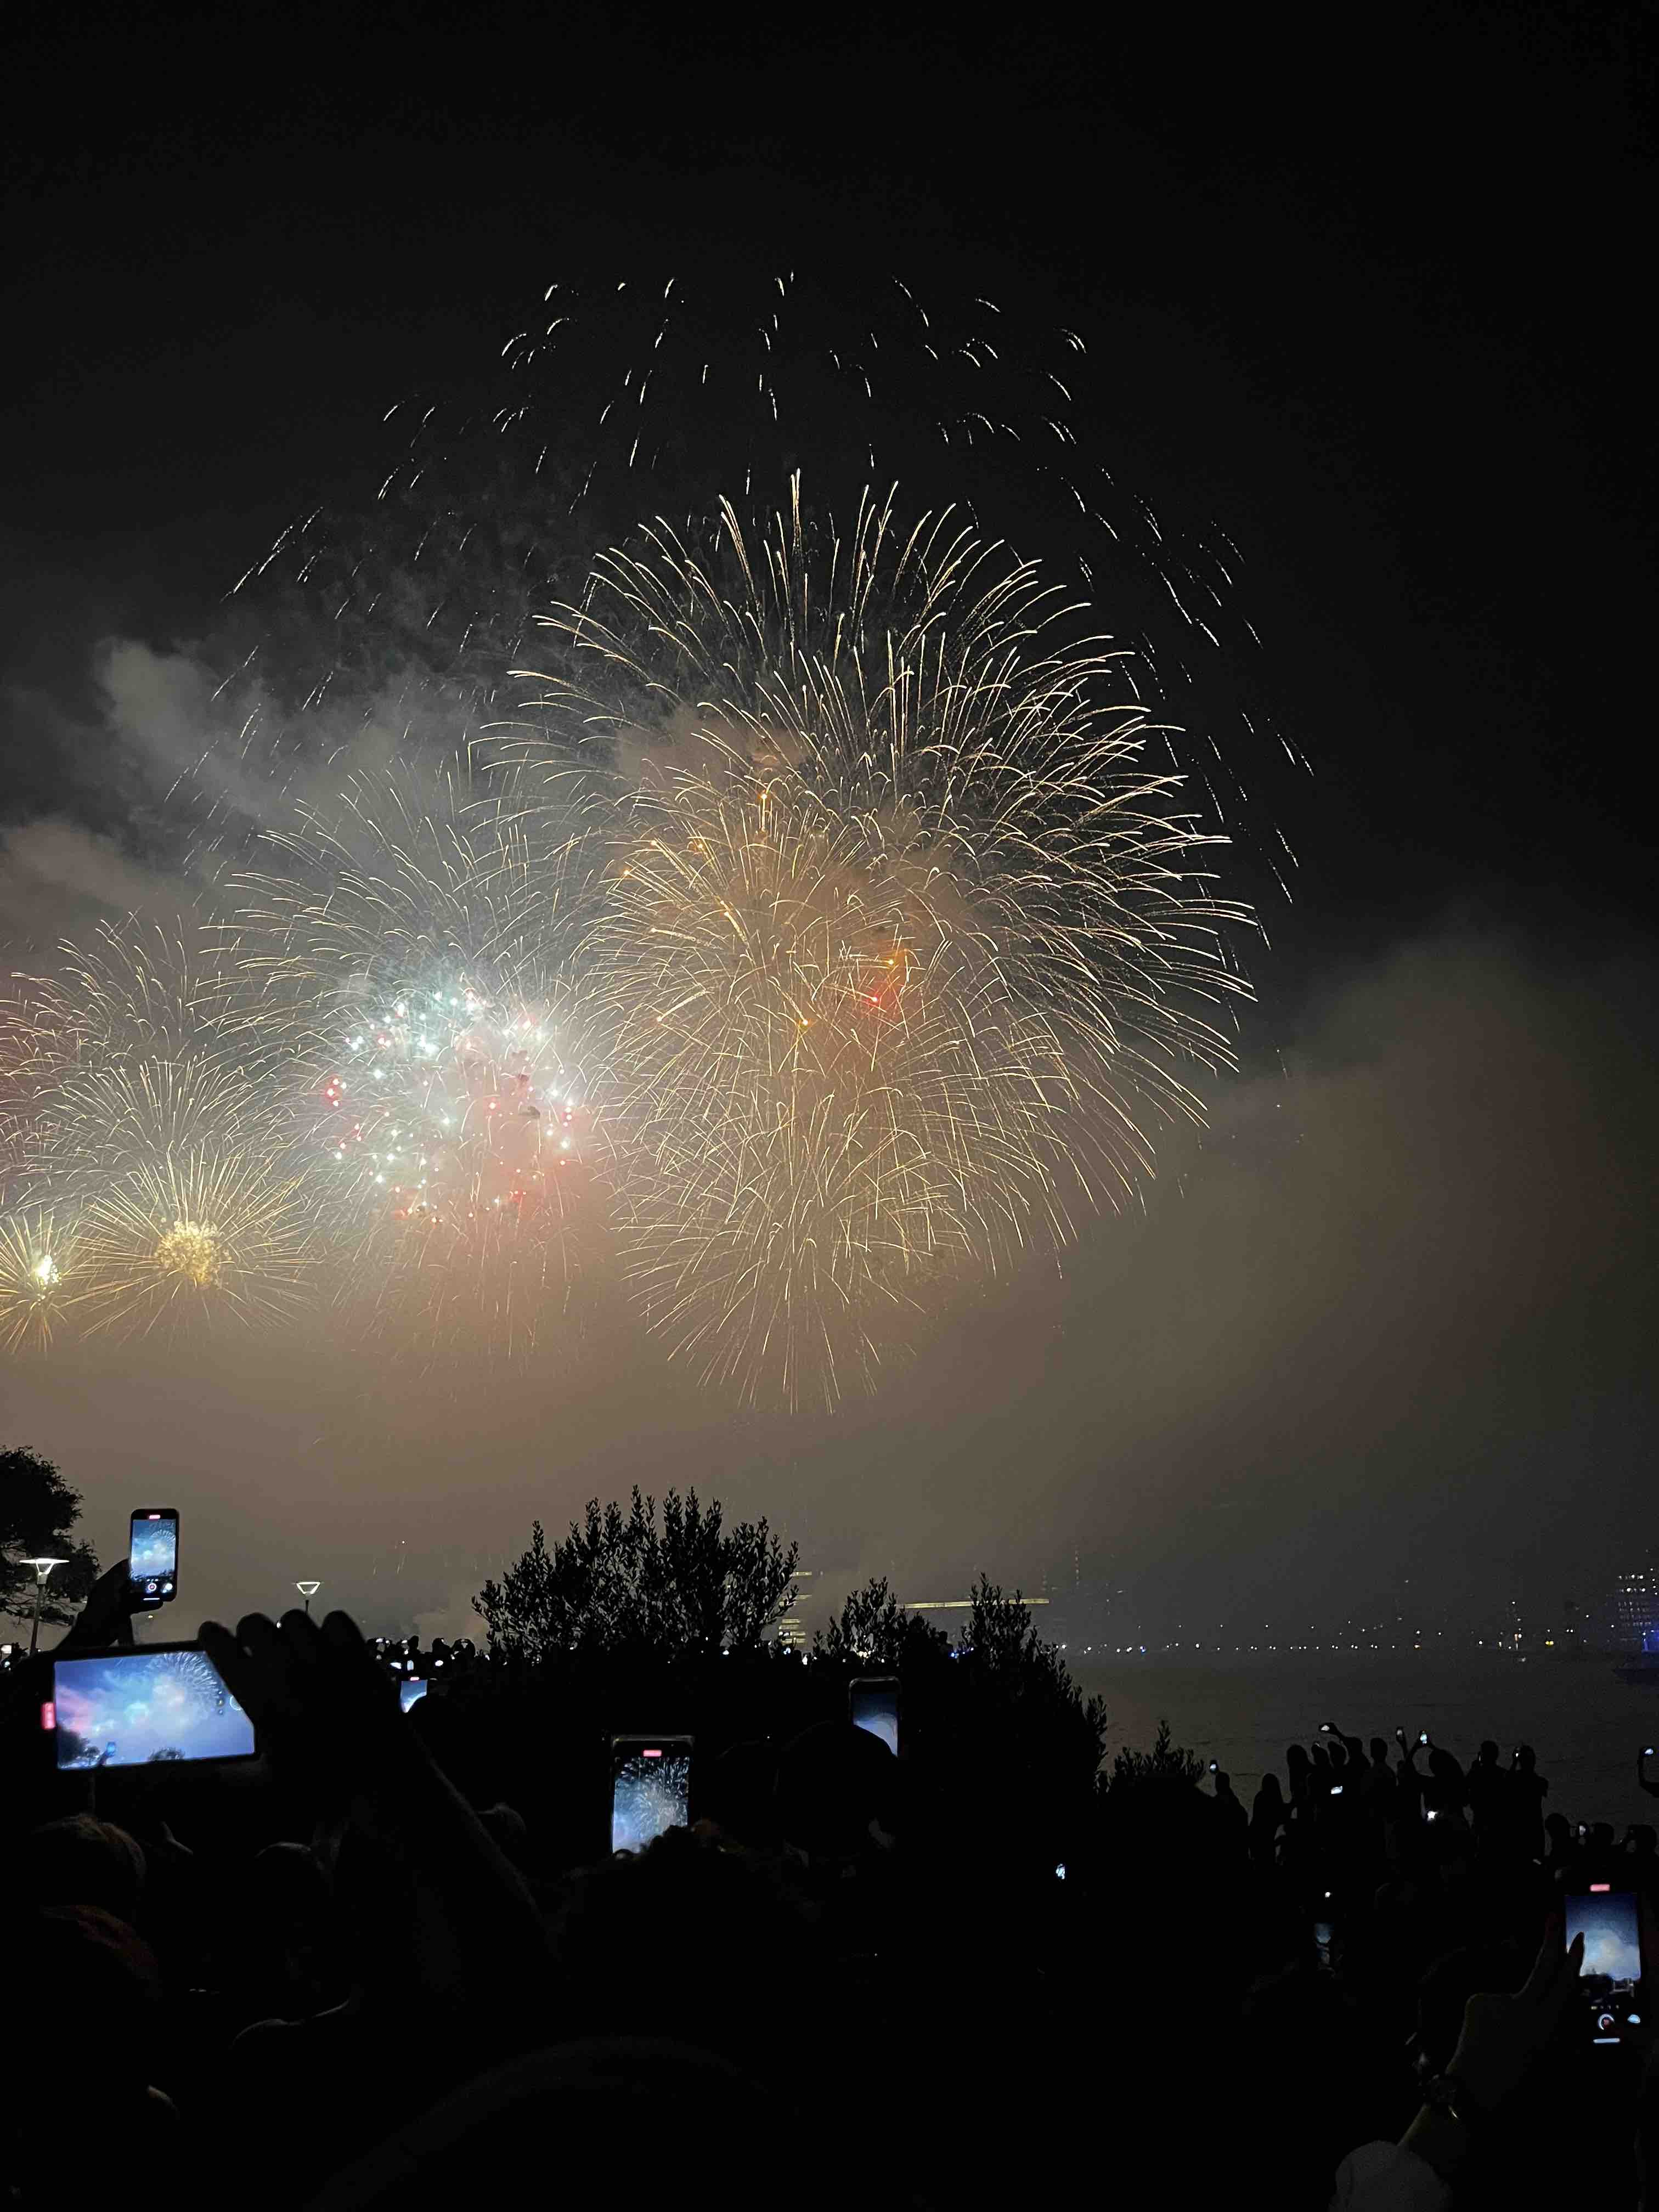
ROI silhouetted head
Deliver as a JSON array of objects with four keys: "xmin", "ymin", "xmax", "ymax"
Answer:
[
  {"xmin": 1544, "ymin": 1813, "xmax": 1572, "ymax": 1845},
  {"xmin": 546, "ymin": 1830, "xmax": 821, "ymax": 2087},
  {"xmin": 304, "ymin": 2039, "xmax": 796, "ymax": 2212},
  {"xmin": 22, "ymin": 1815, "xmax": 146, "ymax": 1925},
  {"xmin": 692, "ymin": 1737, "xmax": 778, "ymax": 1847},
  {"xmin": 1255, "ymin": 1773, "xmax": 1284, "ymax": 1808},
  {"xmin": 1328, "ymin": 1742, "xmax": 1348, "ymax": 1773},
  {"xmin": 775, "ymin": 1720, "xmax": 897, "ymax": 1860},
  {"xmin": 1370, "ymin": 1738, "xmax": 1390, "ymax": 1765},
  {"xmin": 1477, "ymin": 1741, "xmax": 1499, "ymax": 1767},
  {"xmin": 1214, "ymin": 1770, "xmax": 1234, "ymax": 1797},
  {"xmin": 1518, "ymin": 1746, "xmax": 1537, "ymax": 1773}
]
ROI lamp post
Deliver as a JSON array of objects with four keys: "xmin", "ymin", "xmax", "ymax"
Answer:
[
  {"xmin": 21, "ymin": 1557, "xmax": 66, "ymax": 1658},
  {"xmin": 296, "ymin": 1580, "xmax": 321, "ymax": 1617}
]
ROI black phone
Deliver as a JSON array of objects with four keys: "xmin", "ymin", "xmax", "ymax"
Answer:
[
  {"xmin": 1565, "ymin": 1884, "xmax": 1647, "ymax": 2048},
  {"xmin": 849, "ymin": 1676, "xmax": 900, "ymax": 1757},
  {"xmin": 1394, "ymin": 1727, "xmax": 1407, "ymax": 1744},
  {"xmin": 45, "ymin": 1643, "xmax": 256, "ymax": 1769},
  {"xmin": 128, "ymin": 1508, "xmax": 179, "ymax": 1609},
  {"xmin": 610, "ymin": 1735, "xmax": 693, "ymax": 1854}
]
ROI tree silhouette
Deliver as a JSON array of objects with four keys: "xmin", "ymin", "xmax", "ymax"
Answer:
[
  {"xmin": 474, "ymin": 1487, "xmax": 798, "ymax": 1664},
  {"xmin": 1, "ymin": 1445, "xmax": 100, "ymax": 1629}
]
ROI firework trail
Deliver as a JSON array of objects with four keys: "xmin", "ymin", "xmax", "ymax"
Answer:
[{"xmin": 516, "ymin": 482, "xmax": 1255, "ymax": 1405}]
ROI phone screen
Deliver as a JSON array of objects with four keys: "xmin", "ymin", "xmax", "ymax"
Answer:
[
  {"xmin": 128, "ymin": 1510, "xmax": 179, "ymax": 1607},
  {"xmin": 46, "ymin": 1645, "xmax": 255, "ymax": 1768},
  {"xmin": 398, "ymin": 1678, "xmax": 429, "ymax": 1714},
  {"xmin": 611, "ymin": 1738, "xmax": 693, "ymax": 1854},
  {"xmin": 849, "ymin": 1678, "xmax": 900, "ymax": 1757},
  {"xmin": 1566, "ymin": 1887, "xmax": 1645, "ymax": 2046}
]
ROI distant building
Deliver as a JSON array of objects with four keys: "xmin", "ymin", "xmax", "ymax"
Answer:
[
  {"xmin": 776, "ymin": 1566, "xmax": 814, "ymax": 1650},
  {"xmin": 1611, "ymin": 1566, "xmax": 1659, "ymax": 1654}
]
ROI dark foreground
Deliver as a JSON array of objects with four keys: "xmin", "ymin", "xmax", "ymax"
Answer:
[{"xmin": 7, "ymin": 1606, "xmax": 1659, "ymax": 2212}]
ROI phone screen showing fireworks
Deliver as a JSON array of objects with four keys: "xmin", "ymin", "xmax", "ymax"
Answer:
[
  {"xmin": 1565, "ymin": 1887, "xmax": 1645, "ymax": 2047},
  {"xmin": 849, "ymin": 1676, "xmax": 900, "ymax": 1757},
  {"xmin": 128, "ymin": 1509, "xmax": 179, "ymax": 1607},
  {"xmin": 46, "ymin": 1645, "xmax": 256, "ymax": 1769},
  {"xmin": 610, "ymin": 1737, "xmax": 692, "ymax": 1855}
]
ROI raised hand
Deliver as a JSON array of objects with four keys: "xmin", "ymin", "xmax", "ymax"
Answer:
[
  {"xmin": 57, "ymin": 1558, "xmax": 139, "ymax": 1652},
  {"xmin": 199, "ymin": 1606, "xmax": 400, "ymax": 1796},
  {"xmin": 1444, "ymin": 1918, "xmax": 1583, "ymax": 2118}
]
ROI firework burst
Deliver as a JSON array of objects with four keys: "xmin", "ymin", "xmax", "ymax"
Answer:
[
  {"xmin": 0, "ymin": 1206, "xmax": 89, "ymax": 1353},
  {"xmin": 233, "ymin": 753, "xmax": 607, "ymax": 1359},
  {"xmin": 515, "ymin": 483, "xmax": 1255, "ymax": 1404},
  {"xmin": 35, "ymin": 1059, "xmax": 317, "ymax": 1337}
]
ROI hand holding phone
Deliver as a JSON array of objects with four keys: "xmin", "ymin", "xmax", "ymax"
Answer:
[
  {"xmin": 128, "ymin": 1509, "xmax": 179, "ymax": 1609},
  {"xmin": 1428, "ymin": 1921, "xmax": 1585, "ymax": 2122},
  {"xmin": 1564, "ymin": 1886, "xmax": 1647, "ymax": 2048},
  {"xmin": 199, "ymin": 1605, "xmax": 400, "ymax": 1792},
  {"xmin": 1418, "ymin": 1730, "xmax": 1431, "ymax": 1747}
]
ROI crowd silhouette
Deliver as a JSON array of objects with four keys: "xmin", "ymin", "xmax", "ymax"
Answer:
[{"xmin": 7, "ymin": 1560, "xmax": 1659, "ymax": 2210}]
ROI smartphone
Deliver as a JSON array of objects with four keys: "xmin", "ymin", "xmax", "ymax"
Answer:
[
  {"xmin": 1417, "ymin": 1730, "xmax": 1430, "ymax": 1747},
  {"xmin": 1331, "ymin": 1784, "xmax": 1345, "ymax": 1796},
  {"xmin": 1319, "ymin": 1721, "xmax": 1334, "ymax": 1734},
  {"xmin": 849, "ymin": 1676, "xmax": 900, "ymax": 1758},
  {"xmin": 1394, "ymin": 1727, "xmax": 1407, "ymax": 1745},
  {"xmin": 44, "ymin": 1644, "xmax": 255, "ymax": 1769},
  {"xmin": 1313, "ymin": 1920, "xmax": 1335, "ymax": 1969},
  {"xmin": 1565, "ymin": 1885, "xmax": 1647, "ymax": 2047},
  {"xmin": 1425, "ymin": 1807, "xmax": 1440, "ymax": 1824},
  {"xmin": 398, "ymin": 1678, "xmax": 429, "ymax": 1714},
  {"xmin": 610, "ymin": 1735, "xmax": 693, "ymax": 1855},
  {"xmin": 1207, "ymin": 1759, "xmax": 1218, "ymax": 1773},
  {"xmin": 128, "ymin": 1508, "xmax": 179, "ymax": 1609},
  {"xmin": 1645, "ymin": 1747, "xmax": 1655, "ymax": 1760}
]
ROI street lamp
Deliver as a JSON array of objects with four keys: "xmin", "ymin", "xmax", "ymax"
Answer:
[
  {"xmin": 296, "ymin": 1580, "xmax": 321, "ymax": 1617},
  {"xmin": 21, "ymin": 1557, "xmax": 66, "ymax": 1658}
]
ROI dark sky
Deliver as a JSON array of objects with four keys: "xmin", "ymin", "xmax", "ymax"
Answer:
[{"xmin": 2, "ymin": 1, "xmax": 1653, "ymax": 1636}]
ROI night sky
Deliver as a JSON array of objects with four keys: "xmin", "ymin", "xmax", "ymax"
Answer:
[{"xmin": 2, "ymin": 3, "xmax": 1652, "ymax": 1638}]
